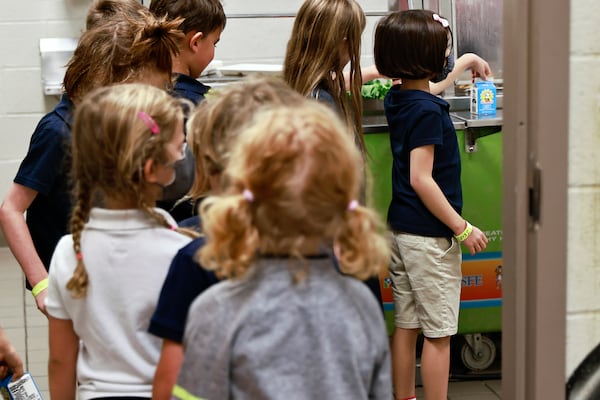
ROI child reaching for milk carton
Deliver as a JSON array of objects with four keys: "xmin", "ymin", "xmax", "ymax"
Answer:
[
  {"xmin": 173, "ymin": 101, "xmax": 392, "ymax": 399},
  {"xmin": 374, "ymin": 10, "xmax": 489, "ymax": 400}
]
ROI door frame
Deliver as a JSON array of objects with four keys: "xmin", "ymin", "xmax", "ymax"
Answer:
[{"xmin": 502, "ymin": 0, "xmax": 569, "ymax": 398}]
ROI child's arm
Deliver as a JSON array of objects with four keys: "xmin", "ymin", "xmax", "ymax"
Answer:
[
  {"xmin": 48, "ymin": 316, "xmax": 78, "ymax": 400},
  {"xmin": 343, "ymin": 64, "xmax": 384, "ymax": 88},
  {"xmin": 152, "ymin": 339, "xmax": 184, "ymax": 400},
  {"xmin": 0, "ymin": 183, "xmax": 48, "ymax": 315},
  {"xmin": 410, "ymin": 145, "xmax": 488, "ymax": 254},
  {"xmin": 429, "ymin": 53, "xmax": 492, "ymax": 95}
]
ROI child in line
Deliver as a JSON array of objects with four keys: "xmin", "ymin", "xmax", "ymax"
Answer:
[
  {"xmin": 46, "ymin": 83, "xmax": 198, "ymax": 400},
  {"xmin": 0, "ymin": 1, "xmax": 182, "ymax": 315},
  {"xmin": 374, "ymin": 10, "xmax": 489, "ymax": 400},
  {"xmin": 150, "ymin": 0, "xmax": 227, "ymax": 222},
  {"xmin": 149, "ymin": 77, "xmax": 306, "ymax": 400},
  {"xmin": 284, "ymin": 0, "xmax": 367, "ymax": 154},
  {"xmin": 174, "ymin": 102, "xmax": 392, "ymax": 399}
]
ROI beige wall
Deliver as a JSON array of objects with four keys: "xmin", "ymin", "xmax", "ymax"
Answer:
[{"xmin": 566, "ymin": 0, "xmax": 600, "ymax": 376}]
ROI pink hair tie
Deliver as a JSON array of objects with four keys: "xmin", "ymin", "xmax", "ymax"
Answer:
[
  {"xmin": 433, "ymin": 13, "xmax": 449, "ymax": 28},
  {"xmin": 348, "ymin": 199, "xmax": 359, "ymax": 211},
  {"xmin": 170, "ymin": 225, "xmax": 177, "ymax": 231},
  {"xmin": 242, "ymin": 189, "xmax": 254, "ymax": 202},
  {"xmin": 137, "ymin": 111, "xmax": 160, "ymax": 135},
  {"xmin": 76, "ymin": 252, "xmax": 83, "ymax": 261}
]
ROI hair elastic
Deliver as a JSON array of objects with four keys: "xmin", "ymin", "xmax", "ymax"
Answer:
[
  {"xmin": 137, "ymin": 111, "xmax": 160, "ymax": 135},
  {"xmin": 76, "ymin": 252, "xmax": 83, "ymax": 261},
  {"xmin": 170, "ymin": 225, "xmax": 177, "ymax": 231},
  {"xmin": 433, "ymin": 13, "xmax": 449, "ymax": 28},
  {"xmin": 348, "ymin": 199, "xmax": 359, "ymax": 211},
  {"xmin": 242, "ymin": 189, "xmax": 254, "ymax": 203}
]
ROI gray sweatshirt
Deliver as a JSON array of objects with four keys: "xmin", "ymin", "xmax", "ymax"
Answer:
[{"xmin": 176, "ymin": 255, "xmax": 392, "ymax": 399}]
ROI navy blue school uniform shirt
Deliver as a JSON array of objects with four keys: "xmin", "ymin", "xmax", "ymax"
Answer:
[
  {"xmin": 384, "ymin": 86, "xmax": 462, "ymax": 238},
  {"xmin": 149, "ymin": 236, "xmax": 219, "ymax": 343},
  {"xmin": 172, "ymin": 73, "xmax": 210, "ymax": 105},
  {"xmin": 14, "ymin": 94, "xmax": 74, "ymax": 287}
]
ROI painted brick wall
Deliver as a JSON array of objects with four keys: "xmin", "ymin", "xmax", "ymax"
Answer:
[{"xmin": 566, "ymin": 0, "xmax": 600, "ymax": 377}]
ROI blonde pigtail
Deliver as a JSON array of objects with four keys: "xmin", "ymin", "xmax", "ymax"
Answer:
[
  {"xmin": 335, "ymin": 204, "xmax": 390, "ymax": 281},
  {"xmin": 66, "ymin": 181, "xmax": 93, "ymax": 297},
  {"xmin": 198, "ymin": 194, "xmax": 259, "ymax": 279}
]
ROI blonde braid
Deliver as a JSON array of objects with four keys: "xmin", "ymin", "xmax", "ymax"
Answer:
[{"xmin": 66, "ymin": 181, "xmax": 93, "ymax": 297}]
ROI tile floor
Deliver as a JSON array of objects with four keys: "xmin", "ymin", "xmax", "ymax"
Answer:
[{"xmin": 0, "ymin": 246, "xmax": 501, "ymax": 399}]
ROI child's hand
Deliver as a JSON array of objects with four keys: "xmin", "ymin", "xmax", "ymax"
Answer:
[
  {"xmin": 0, "ymin": 329, "xmax": 24, "ymax": 381},
  {"xmin": 456, "ymin": 53, "xmax": 492, "ymax": 81},
  {"xmin": 462, "ymin": 225, "xmax": 488, "ymax": 255},
  {"xmin": 469, "ymin": 54, "xmax": 492, "ymax": 81}
]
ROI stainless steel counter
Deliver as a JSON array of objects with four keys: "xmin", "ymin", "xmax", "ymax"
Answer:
[
  {"xmin": 451, "ymin": 109, "xmax": 503, "ymax": 128},
  {"xmin": 363, "ymin": 109, "xmax": 502, "ymax": 134}
]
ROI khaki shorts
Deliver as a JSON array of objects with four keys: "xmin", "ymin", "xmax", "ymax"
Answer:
[{"xmin": 389, "ymin": 232, "xmax": 462, "ymax": 338}]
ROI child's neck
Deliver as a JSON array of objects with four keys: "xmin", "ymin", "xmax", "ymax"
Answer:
[{"xmin": 400, "ymin": 78, "xmax": 431, "ymax": 93}]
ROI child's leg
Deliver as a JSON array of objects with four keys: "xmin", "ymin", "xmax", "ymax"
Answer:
[
  {"xmin": 391, "ymin": 327, "xmax": 419, "ymax": 400},
  {"xmin": 420, "ymin": 335, "xmax": 451, "ymax": 400}
]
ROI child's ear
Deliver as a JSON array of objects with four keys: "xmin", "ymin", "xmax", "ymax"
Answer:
[
  {"xmin": 188, "ymin": 31, "xmax": 205, "ymax": 52},
  {"xmin": 143, "ymin": 158, "xmax": 160, "ymax": 184}
]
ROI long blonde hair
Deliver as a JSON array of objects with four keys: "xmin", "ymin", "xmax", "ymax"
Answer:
[
  {"xmin": 283, "ymin": 0, "xmax": 366, "ymax": 150},
  {"xmin": 67, "ymin": 84, "xmax": 198, "ymax": 297},
  {"xmin": 198, "ymin": 102, "xmax": 389, "ymax": 281}
]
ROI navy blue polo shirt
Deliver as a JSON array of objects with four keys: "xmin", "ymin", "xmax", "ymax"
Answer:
[
  {"xmin": 14, "ymin": 94, "xmax": 74, "ymax": 284},
  {"xmin": 172, "ymin": 73, "xmax": 210, "ymax": 105},
  {"xmin": 384, "ymin": 86, "xmax": 462, "ymax": 237},
  {"xmin": 148, "ymin": 236, "xmax": 219, "ymax": 343}
]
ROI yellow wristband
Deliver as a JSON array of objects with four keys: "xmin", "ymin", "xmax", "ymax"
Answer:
[
  {"xmin": 31, "ymin": 278, "xmax": 48, "ymax": 297},
  {"xmin": 454, "ymin": 221, "xmax": 473, "ymax": 242}
]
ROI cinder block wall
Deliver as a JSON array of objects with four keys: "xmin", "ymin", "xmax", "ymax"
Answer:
[{"xmin": 566, "ymin": 0, "xmax": 600, "ymax": 376}]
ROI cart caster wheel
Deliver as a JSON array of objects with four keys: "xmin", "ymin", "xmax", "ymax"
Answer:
[{"xmin": 461, "ymin": 334, "xmax": 496, "ymax": 371}]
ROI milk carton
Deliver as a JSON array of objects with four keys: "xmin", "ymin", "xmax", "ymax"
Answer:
[
  {"xmin": 470, "ymin": 80, "xmax": 497, "ymax": 116},
  {"xmin": 0, "ymin": 373, "xmax": 44, "ymax": 400}
]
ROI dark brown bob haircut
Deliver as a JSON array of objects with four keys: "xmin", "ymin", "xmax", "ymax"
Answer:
[{"xmin": 374, "ymin": 9, "xmax": 452, "ymax": 80}]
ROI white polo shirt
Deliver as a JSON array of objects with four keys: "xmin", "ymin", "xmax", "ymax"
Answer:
[{"xmin": 47, "ymin": 207, "xmax": 192, "ymax": 400}]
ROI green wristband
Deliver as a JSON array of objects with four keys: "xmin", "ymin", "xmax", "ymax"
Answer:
[
  {"xmin": 31, "ymin": 278, "xmax": 48, "ymax": 297},
  {"xmin": 454, "ymin": 221, "xmax": 473, "ymax": 242}
]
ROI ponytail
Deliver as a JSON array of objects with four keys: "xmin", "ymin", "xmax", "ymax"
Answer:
[
  {"xmin": 130, "ymin": 15, "xmax": 184, "ymax": 79},
  {"xmin": 197, "ymin": 193, "xmax": 260, "ymax": 279},
  {"xmin": 334, "ymin": 204, "xmax": 390, "ymax": 281}
]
